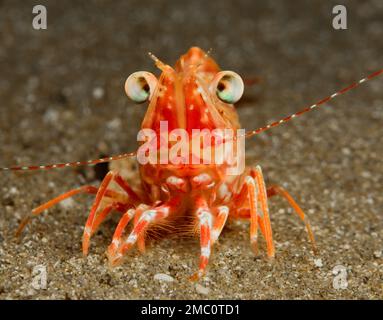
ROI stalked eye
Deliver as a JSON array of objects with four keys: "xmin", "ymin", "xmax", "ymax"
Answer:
[
  {"xmin": 125, "ymin": 71, "xmax": 158, "ymax": 103},
  {"xmin": 211, "ymin": 71, "xmax": 244, "ymax": 104}
]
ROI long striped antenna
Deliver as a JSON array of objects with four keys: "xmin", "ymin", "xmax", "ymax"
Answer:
[
  {"xmin": 245, "ymin": 68, "xmax": 383, "ymax": 138},
  {"xmin": 1, "ymin": 68, "xmax": 382, "ymax": 172},
  {"xmin": 0, "ymin": 152, "xmax": 136, "ymax": 172}
]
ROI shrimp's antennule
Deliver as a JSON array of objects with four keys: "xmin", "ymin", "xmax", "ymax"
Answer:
[
  {"xmin": 148, "ymin": 52, "xmax": 170, "ymax": 71},
  {"xmin": 194, "ymin": 47, "xmax": 213, "ymax": 70},
  {"xmin": 0, "ymin": 152, "xmax": 136, "ymax": 172},
  {"xmin": 245, "ymin": 68, "xmax": 383, "ymax": 138}
]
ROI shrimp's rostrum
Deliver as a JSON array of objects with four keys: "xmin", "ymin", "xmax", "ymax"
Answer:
[{"xmin": 10, "ymin": 47, "xmax": 382, "ymax": 280}]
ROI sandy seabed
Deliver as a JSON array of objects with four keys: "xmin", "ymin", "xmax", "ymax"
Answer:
[{"xmin": 0, "ymin": 0, "xmax": 382, "ymax": 299}]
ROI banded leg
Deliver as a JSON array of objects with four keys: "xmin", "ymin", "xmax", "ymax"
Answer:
[
  {"xmin": 82, "ymin": 172, "xmax": 116, "ymax": 254},
  {"xmin": 114, "ymin": 174, "xmax": 141, "ymax": 204},
  {"xmin": 16, "ymin": 185, "xmax": 99, "ymax": 236},
  {"xmin": 107, "ymin": 208, "xmax": 136, "ymax": 257},
  {"xmin": 251, "ymin": 166, "xmax": 275, "ymax": 258},
  {"xmin": 211, "ymin": 206, "xmax": 229, "ymax": 244},
  {"xmin": 108, "ymin": 197, "xmax": 181, "ymax": 266},
  {"xmin": 107, "ymin": 204, "xmax": 148, "ymax": 258},
  {"xmin": 244, "ymin": 176, "xmax": 260, "ymax": 255},
  {"xmin": 81, "ymin": 201, "xmax": 130, "ymax": 254},
  {"xmin": 267, "ymin": 185, "xmax": 317, "ymax": 253},
  {"xmin": 233, "ymin": 208, "xmax": 271, "ymax": 242},
  {"xmin": 108, "ymin": 206, "xmax": 169, "ymax": 266},
  {"xmin": 83, "ymin": 171, "xmax": 142, "ymax": 255},
  {"xmin": 17, "ymin": 172, "xmax": 133, "ymax": 236},
  {"xmin": 190, "ymin": 197, "xmax": 213, "ymax": 281},
  {"xmin": 132, "ymin": 207, "xmax": 147, "ymax": 253},
  {"xmin": 90, "ymin": 202, "xmax": 128, "ymax": 236}
]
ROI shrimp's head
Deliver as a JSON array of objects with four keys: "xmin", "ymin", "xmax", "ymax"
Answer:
[{"xmin": 125, "ymin": 47, "xmax": 244, "ymax": 134}]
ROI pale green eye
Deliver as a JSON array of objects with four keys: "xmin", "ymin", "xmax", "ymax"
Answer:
[
  {"xmin": 212, "ymin": 71, "xmax": 244, "ymax": 104},
  {"xmin": 125, "ymin": 71, "xmax": 158, "ymax": 103}
]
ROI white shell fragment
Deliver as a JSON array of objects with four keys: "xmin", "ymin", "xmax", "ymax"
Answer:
[
  {"xmin": 195, "ymin": 283, "xmax": 210, "ymax": 295},
  {"xmin": 153, "ymin": 273, "xmax": 174, "ymax": 283},
  {"xmin": 314, "ymin": 258, "xmax": 323, "ymax": 268}
]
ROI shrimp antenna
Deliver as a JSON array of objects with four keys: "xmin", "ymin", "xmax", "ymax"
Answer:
[
  {"xmin": 0, "ymin": 151, "xmax": 136, "ymax": 172},
  {"xmin": 205, "ymin": 48, "xmax": 213, "ymax": 58},
  {"xmin": 1, "ymin": 68, "xmax": 381, "ymax": 172},
  {"xmin": 148, "ymin": 51, "xmax": 170, "ymax": 71},
  {"xmin": 0, "ymin": 52, "xmax": 165, "ymax": 173},
  {"xmin": 195, "ymin": 47, "xmax": 213, "ymax": 70},
  {"xmin": 245, "ymin": 68, "xmax": 383, "ymax": 138}
]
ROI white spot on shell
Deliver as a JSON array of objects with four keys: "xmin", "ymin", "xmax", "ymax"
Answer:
[
  {"xmin": 167, "ymin": 176, "xmax": 184, "ymax": 186},
  {"xmin": 193, "ymin": 173, "xmax": 211, "ymax": 184}
]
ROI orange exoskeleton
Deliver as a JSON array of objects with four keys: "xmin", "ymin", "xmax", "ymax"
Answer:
[{"xmin": 2, "ymin": 47, "xmax": 382, "ymax": 280}]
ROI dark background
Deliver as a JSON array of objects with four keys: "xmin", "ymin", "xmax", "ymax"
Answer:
[{"xmin": 0, "ymin": 0, "xmax": 382, "ymax": 299}]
